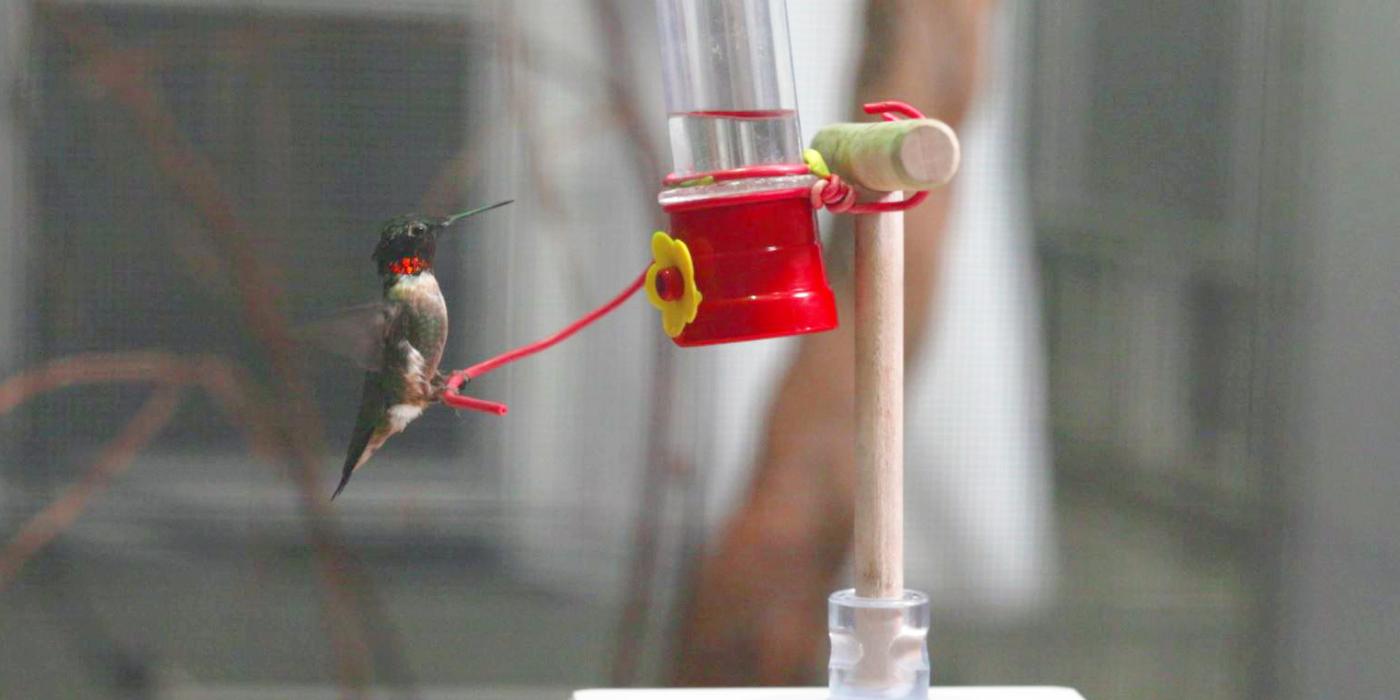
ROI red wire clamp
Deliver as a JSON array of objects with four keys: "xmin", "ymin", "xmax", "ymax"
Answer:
[
  {"xmin": 440, "ymin": 269, "xmax": 648, "ymax": 416},
  {"xmin": 808, "ymin": 100, "xmax": 933, "ymax": 215}
]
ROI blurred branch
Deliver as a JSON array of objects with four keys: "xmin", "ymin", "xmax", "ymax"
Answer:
[
  {"xmin": 581, "ymin": 0, "xmax": 675, "ymax": 687},
  {"xmin": 0, "ymin": 383, "xmax": 183, "ymax": 590},
  {"xmin": 0, "ymin": 352, "xmax": 273, "ymax": 590},
  {"xmin": 30, "ymin": 3, "xmax": 418, "ymax": 695},
  {"xmin": 585, "ymin": 0, "xmax": 664, "ymax": 190}
]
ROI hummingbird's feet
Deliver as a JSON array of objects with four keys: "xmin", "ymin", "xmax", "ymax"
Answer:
[{"xmin": 429, "ymin": 371, "xmax": 458, "ymax": 402}]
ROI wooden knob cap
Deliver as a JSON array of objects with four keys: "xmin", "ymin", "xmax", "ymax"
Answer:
[{"xmin": 810, "ymin": 119, "xmax": 961, "ymax": 193}]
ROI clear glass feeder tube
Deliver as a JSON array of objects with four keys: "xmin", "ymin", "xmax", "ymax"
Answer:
[{"xmin": 656, "ymin": 0, "xmax": 802, "ymax": 176}]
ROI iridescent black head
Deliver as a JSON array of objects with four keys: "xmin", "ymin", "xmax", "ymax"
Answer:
[{"xmin": 372, "ymin": 200, "xmax": 512, "ymax": 276}]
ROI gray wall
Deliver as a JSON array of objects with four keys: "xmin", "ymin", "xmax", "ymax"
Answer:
[
  {"xmin": 1287, "ymin": 2, "xmax": 1400, "ymax": 698},
  {"xmin": 0, "ymin": 2, "xmax": 29, "ymax": 368}
]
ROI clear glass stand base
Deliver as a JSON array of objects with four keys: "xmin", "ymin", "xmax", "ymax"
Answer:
[{"xmin": 829, "ymin": 589, "xmax": 931, "ymax": 700}]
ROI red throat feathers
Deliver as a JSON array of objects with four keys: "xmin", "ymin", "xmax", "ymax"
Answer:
[{"xmin": 387, "ymin": 256, "xmax": 427, "ymax": 276}]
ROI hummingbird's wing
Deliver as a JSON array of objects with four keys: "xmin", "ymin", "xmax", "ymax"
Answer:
[
  {"xmin": 294, "ymin": 303, "xmax": 401, "ymax": 371},
  {"xmin": 333, "ymin": 310, "xmax": 426, "ymax": 499}
]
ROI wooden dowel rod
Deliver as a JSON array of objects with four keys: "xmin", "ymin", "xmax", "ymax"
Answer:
[{"xmin": 853, "ymin": 193, "xmax": 904, "ymax": 600}]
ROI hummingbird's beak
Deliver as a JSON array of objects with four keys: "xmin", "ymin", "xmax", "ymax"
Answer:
[{"xmin": 442, "ymin": 200, "xmax": 514, "ymax": 227}]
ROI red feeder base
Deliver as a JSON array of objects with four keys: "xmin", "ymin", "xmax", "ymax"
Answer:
[{"xmin": 662, "ymin": 188, "xmax": 839, "ymax": 346}]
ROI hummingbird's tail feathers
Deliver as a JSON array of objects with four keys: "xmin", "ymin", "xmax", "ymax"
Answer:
[
  {"xmin": 442, "ymin": 200, "xmax": 513, "ymax": 226},
  {"xmin": 331, "ymin": 467, "xmax": 354, "ymax": 500},
  {"xmin": 334, "ymin": 416, "xmax": 382, "ymax": 500},
  {"xmin": 333, "ymin": 447, "xmax": 365, "ymax": 500},
  {"xmin": 333, "ymin": 439, "xmax": 380, "ymax": 499}
]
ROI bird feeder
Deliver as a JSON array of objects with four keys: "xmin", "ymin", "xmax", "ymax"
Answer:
[
  {"xmin": 649, "ymin": 1, "xmax": 963, "ymax": 699},
  {"xmin": 427, "ymin": 1, "xmax": 1074, "ymax": 697},
  {"xmin": 445, "ymin": 1, "xmax": 961, "ymax": 694},
  {"xmin": 648, "ymin": 0, "xmax": 837, "ymax": 346}
]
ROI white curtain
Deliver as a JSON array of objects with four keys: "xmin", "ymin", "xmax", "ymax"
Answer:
[{"xmin": 502, "ymin": 0, "xmax": 1054, "ymax": 617}]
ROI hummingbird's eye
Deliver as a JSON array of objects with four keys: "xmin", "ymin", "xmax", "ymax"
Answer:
[{"xmin": 409, "ymin": 223, "xmax": 427, "ymax": 237}]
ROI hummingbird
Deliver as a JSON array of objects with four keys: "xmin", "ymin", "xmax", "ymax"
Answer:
[{"xmin": 332, "ymin": 200, "xmax": 512, "ymax": 498}]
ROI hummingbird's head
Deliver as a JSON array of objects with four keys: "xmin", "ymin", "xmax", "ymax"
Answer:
[{"xmin": 372, "ymin": 200, "xmax": 512, "ymax": 277}]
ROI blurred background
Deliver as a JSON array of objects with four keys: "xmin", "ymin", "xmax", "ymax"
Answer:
[{"xmin": 2, "ymin": 1, "xmax": 1397, "ymax": 699}]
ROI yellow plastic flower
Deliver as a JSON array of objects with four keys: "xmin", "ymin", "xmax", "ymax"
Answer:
[{"xmin": 645, "ymin": 231, "xmax": 703, "ymax": 338}]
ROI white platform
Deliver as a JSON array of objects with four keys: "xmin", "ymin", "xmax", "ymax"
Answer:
[{"xmin": 574, "ymin": 689, "xmax": 1084, "ymax": 700}]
